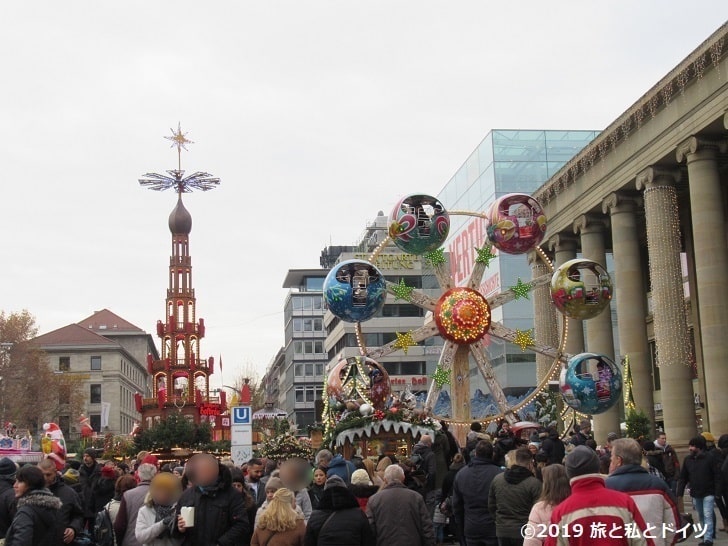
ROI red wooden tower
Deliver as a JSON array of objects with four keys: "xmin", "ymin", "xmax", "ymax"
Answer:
[{"xmin": 136, "ymin": 125, "xmax": 227, "ymax": 429}]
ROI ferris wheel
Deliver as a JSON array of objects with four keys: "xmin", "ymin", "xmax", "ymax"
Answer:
[{"xmin": 323, "ymin": 192, "xmax": 621, "ymax": 427}]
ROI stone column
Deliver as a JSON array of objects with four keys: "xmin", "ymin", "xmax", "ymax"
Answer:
[
  {"xmin": 573, "ymin": 214, "xmax": 620, "ymax": 442},
  {"xmin": 528, "ymin": 249, "xmax": 559, "ymax": 382},
  {"xmin": 602, "ymin": 193, "xmax": 655, "ymax": 428},
  {"xmin": 677, "ymin": 136, "xmax": 728, "ymax": 433},
  {"xmin": 548, "ymin": 234, "xmax": 585, "ymax": 357},
  {"xmin": 636, "ymin": 167, "xmax": 696, "ymax": 447}
]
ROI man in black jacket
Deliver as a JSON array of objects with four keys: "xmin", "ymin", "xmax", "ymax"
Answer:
[
  {"xmin": 305, "ymin": 475, "xmax": 374, "ymax": 546},
  {"xmin": 452, "ymin": 440, "xmax": 502, "ymax": 546},
  {"xmin": 0, "ymin": 457, "xmax": 17, "ymax": 538},
  {"xmin": 175, "ymin": 453, "xmax": 249, "ymax": 546},
  {"xmin": 78, "ymin": 448, "xmax": 101, "ymax": 529},
  {"xmin": 540, "ymin": 426, "xmax": 566, "ymax": 465},
  {"xmin": 678, "ymin": 435, "xmax": 721, "ymax": 546},
  {"xmin": 39, "ymin": 459, "xmax": 84, "ymax": 544}
]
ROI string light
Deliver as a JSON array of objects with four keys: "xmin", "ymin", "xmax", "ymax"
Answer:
[
  {"xmin": 475, "ymin": 245, "xmax": 497, "ymax": 266},
  {"xmin": 391, "ymin": 278, "xmax": 414, "ymax": 302},
  {"xmin": 434, "ymin": 288, "xmax": 491, "ymax": 344},
  {"xmin": 622, "ymin": 355, "xmax": 636, "ymax": 412},
  {"xmin": 431, "ymin": 365, "xmax": 451, "ymax": 388},
  {"xmin": 513, "ymin": 329, "xmax": 535, "ymax": 352},
  {"xmin": 393, "ymin": 331, "xmax": 416, "ymax": 355},
  {"xmin": 424, "ymin": 247, "xmax": 446, "ymax": 266},
  {"xmin": 510, "ymin": 278, "xmax": 531, "ymax": 300}
]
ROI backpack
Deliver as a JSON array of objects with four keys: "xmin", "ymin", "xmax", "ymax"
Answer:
[{"xmin": 94, "ymin": 507, "xmax": 115, "ymax": 546}]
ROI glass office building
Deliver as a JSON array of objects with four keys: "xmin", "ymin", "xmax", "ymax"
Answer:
[{"xmin": 436, "ymin": 130, "xmax": 599, "ymax": 416}]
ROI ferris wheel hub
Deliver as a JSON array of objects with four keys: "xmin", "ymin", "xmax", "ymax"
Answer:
[{"xmin": 434, "ymin": 287, "xmax": 491, "ymax": 344}]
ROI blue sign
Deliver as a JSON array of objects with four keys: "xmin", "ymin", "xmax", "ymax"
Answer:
[{"xmin": 232, "ymin": 406, "xmax": 251, "ymax": 425}]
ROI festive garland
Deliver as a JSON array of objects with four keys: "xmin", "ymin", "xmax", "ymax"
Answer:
[
  {"xmin": 259, "ymin": 432, "xmax": 314, "ymax": 461},
  {"xmin": 323, "ymin": 409, "xmax": 437, "ymax": 448}
]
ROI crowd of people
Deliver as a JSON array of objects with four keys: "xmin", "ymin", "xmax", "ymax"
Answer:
[{"xmin": 0, "ymin": 421, "xmax": 726, "ymax": 546}]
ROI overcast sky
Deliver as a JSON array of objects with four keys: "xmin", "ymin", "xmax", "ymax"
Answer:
[{"xmin": 1, "ymin": 2, "xmax": 726, "ymax": 386}]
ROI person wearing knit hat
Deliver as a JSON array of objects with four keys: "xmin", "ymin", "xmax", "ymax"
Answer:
[
  {"xmin": 677, "ymin": 435, "xmax": 721, "ymax": 544},
  {"xmin": 80, "ymin": 447, "xmax": 102, "ymax": 529},
  {"xmin": 62, "ymin": 468, "xmax": 80, "ymax": 485},
  {"xmin": 136, "ymin": 473, "xmax": 182, "ymax": 545},
  {"xmin": 547, "ymin": 445, "xmax": 652, "ymax": 545},
  {"xmin": 348, "ymin": 469, "xmax": 379, "ymax": 511},
  {"xmin": 254, "ymin": 476, "xmax": 306, "ymax": 529},
  {"xmin": 0, "ymin": 457, "xmax": 17, "ymax": 481},
  {"xmin": 305, "ymin": 473, "xmax": 375, "ymax": 546}
]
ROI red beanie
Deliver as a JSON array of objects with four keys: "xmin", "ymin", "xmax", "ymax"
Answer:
[
  {"xmin": 101, "ymin": 466, "xmax": 116, "ymax": 479},
  {"xmin": 142, "ymin": 454, "xmax": 159, "ymax": 467}
]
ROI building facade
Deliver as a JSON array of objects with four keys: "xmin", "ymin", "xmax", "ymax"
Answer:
[
  {"xmin": 527, "ymin": 21, "xmax": 728, "ymax": 447},
  {"xmin": 436, "ymin": 130, "xmax": 599, "ymax": 409},
  {"xmin": 33, "ymin": 309, "xmax": 157, "ymax": 437},
  {"xmin": 279, "ymin": 269, "xmax": 329, "ymax": 427}
]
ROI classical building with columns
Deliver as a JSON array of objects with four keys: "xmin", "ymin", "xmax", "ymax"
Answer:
[{"xmin": 530, "ymin": 21, "xmax": 728, "ymax": 447}]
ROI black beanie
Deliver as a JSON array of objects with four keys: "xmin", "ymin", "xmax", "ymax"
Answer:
[{"xmin": 565, "ymin": 446, "xmax": 601, "ymax": 479}]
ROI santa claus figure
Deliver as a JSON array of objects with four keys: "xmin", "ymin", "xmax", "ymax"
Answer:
[
  {"xmin": 41, "ymin": 422, "xmax": 67, "ymax": 471},
  {"xmin": 79, "ymin": 414, "xmax": 94, "ymax": 439}
]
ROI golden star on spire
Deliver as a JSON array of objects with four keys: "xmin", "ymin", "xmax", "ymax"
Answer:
[{"xmin": 164, "ymin": 122, "xmax": 194, "ymax": 170}]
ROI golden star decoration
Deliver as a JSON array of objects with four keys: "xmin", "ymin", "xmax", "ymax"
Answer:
[
  {"xmin": 424, "ymin": 248, "xmax": 446, "ymax": 266},
  {"xmin": 475, "ymin": 245, "xmax": 497, "ymax": 266},
  {"xmin": 391, "ymin": 278, "xmax": 414, "ymax": 302},
  {"xmin": 510, "ymin": 278, "xmax": 531, "ymax": 300},
  {"xmin": 393, "ymin": 331, "xmax": 416, "ymax": 355},
  {"xmin": 165, "ymin": 122, "xmax": 194, "ymax": 152},
  {"xmin": 513, "ymin": 329, "xmax": 535, "ymax": 351},
  {"xmin": 431, "ymin": 365, "xmax": 451, "ymax": 388}
]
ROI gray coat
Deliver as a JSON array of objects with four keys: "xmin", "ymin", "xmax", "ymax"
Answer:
[
  {"xmin": 114, "ymin": 481, "xmax": 150, "ymax": 546},
  {"xmin": 366, "ymin": 482, "xmax": 434, "ymax": 546}
]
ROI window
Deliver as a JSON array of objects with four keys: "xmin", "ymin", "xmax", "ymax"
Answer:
[
  {"xmin": 313, "ymin": 318, "xmax": 323, "ymax": 331},
  {"xmin": 302, "ymin": 298, "xmax": 313, "ymax": 311},
  {"xmin": 58, "ymin": 416, "xmax": 70, "ymax": 437},
  {"xmin": 294, "ymin": 341, "xmax": 303, "ymax": 354},
  {"xmin": 59, "ymin": 384, "xmax": 70, "ymax": 405},
  {"xmin": 315, "ymin": 363, "xmax": 324, "ymax": 376},
  {"xmin": 292, "ymin": 298, "xmax": 303, "ymax": 310},
  {"xmin": 295, "ymin": 387, "xmax": 304, "ymax": 403},
  {"xmin": 90, "ymin": 414, "xmax": 101, "ymax": 433},
  {"xmin": 295, "ymin": 364, "xmax": 304, "ymax": 377},
  {"xmin": 305, "ymin": 363, "xmax": 314, "ymax": 376},
  {"xmin": 305, "ymin": 277, "xmax": 325, "ymax": 291},
  {"xmin": 305, "ymin": 388, "xmax": 315, "ymax": 402},
  {"xmin": 90, "ymin": 356, "xmax": 101, "ymax": 371},
  {"xmin": 59, "ymin": 357, "xmax": 70, "ymax": 372},
  {"xmin": 90, "ymin": 384, "xmax": 102, "ymax": 404}
]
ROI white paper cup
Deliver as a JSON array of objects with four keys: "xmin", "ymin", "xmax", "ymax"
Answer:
[{"xmin": 180, "ymin": 506, "xmax": 195, "ymax": 527}]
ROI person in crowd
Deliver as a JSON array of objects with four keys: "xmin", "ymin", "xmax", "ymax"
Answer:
[
  {"xmin": 361, "ymin": 459, "xmax": 382, "ymax": 488},
  {"xmin": 0, "ymin": 458, "xmax": 18, "ymax": 539},
  {"xmin": 308, "ymin": 467, "xmax": 326, "ymax": 511},
  {"xmin": 440, "ymin": 453, "xmax": 465, "ymax": 546},
  {"xmin": 452, "ymin": 440, "xmax": 502, "ymax": 546},
  {"xmin": 255, "ymin": 477, "xmax": 306, "ymax": 528},
  {"xmin": 366, "ymin": 465, "xmax": 434, "ymax": 546},
  {"xmin": 677, "ymin": 435, "xmax": 722, "ymax": 546},
  {"xmin": 37, "ymin": 459, "xmax": 84, "ymax": 545},
  {"xmin": 94, "ymin": 465, "xmax": 117, "ymax": 514},
  {"xmin": 278, "ymin": 459, "xmax": 312, "ymax": 522},
  {"xmin": 463, "ymin": 422, "xmax": 483, "ymax": 464},
  {"xmin": 115, "ymin": 462, "xmax": 157, "ymax": 546},
  {"xmin": 305, "ymin": 475, "xmax": 374, "ymax": 546},
  {"xmin": 569, "ymin": 420, "xmax": 591, "ymax": 447},
  {"xmin": 246, "ymin": 458, "xmax": 267, "ymax": 507},
  {"xmin": 349, "ymin": 469, "xmax": 379, "ymax": 511},
  {"xmin": 433, "ymin": 429, "xmax": 451, "ymax": 494},
  {"xmin": 598, "ymin": 432, "xmax": 618, "ymax": 474},
  {"xmin": 718, "ymin": 434, "xmax": 728, "ymax": 534},
  {"xmin": 315, "ymin": 450, "xmax": 333, "ymax": 471},
  {"xmin": 605, "ymin": 438, "xmax": 679, "ymax": 546},
  {"xmin": 136, "ymin": 473, "xmax": 183, "ymax": 546},
  {"xmin": 79, "ymin": 448, "xmax": 102, "ymax": 529},
  {"xmin": 412, "ymin": 435, "xmax": 437, "ymax": 509},
  {"xmin": 654, "ymin": 431, "xmax": 680, "ymax": 494},
  {"xmin": 524, "ymin": 464, "xmax": 570, "ymax": 546},
  {"xmin": 545, "ymin": 445, "xmax": 651, "ymax": 546},
  {"xmin": 231, "ymin": 467, "xmax": 258, "ymax": 545},
  {"xmin": 327, "ymin": 452, "xmax": 356, "ymax": 484},
  {"xmin": 440, "ymin": 422, "xmax": 460, "ymax": 466},
  {"xmin": 172, "ymin": 467, "xmax": 183, "ymax": 478},
  {"xmin": 251, "ymin": 488, "xmax": 305, "ymax": 546},
  {"xmin": 642, "ymin": 441, "xmax": 667, "ymax": 480},
  {"xmin": 374, "ymin": 458, "xmax": 391, "ymax": 485},
  {"xmin": 704, "ymin": 432, "xmax": 726, "ymax": 539},
  {"xmin": 488, "ymin": 447, "xmax": 542, "ymax": 546},
  {"xmin": 61, "ymin": 468, "xmax": 81, "ymax": 495},
  {"xmin": 540, "ymin": 427, "xmax": 565, "ymax": 466},
  {"xmin": 4, "ymin": 465, "xmax": 63, "ymax": 546},
  {"xmin": 175, "ymin": 453, "xmax": 248, "ymax": 545},
  {"xmin": 107, "ymin": 475, "xmax": 137, "ymax": 524}
]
